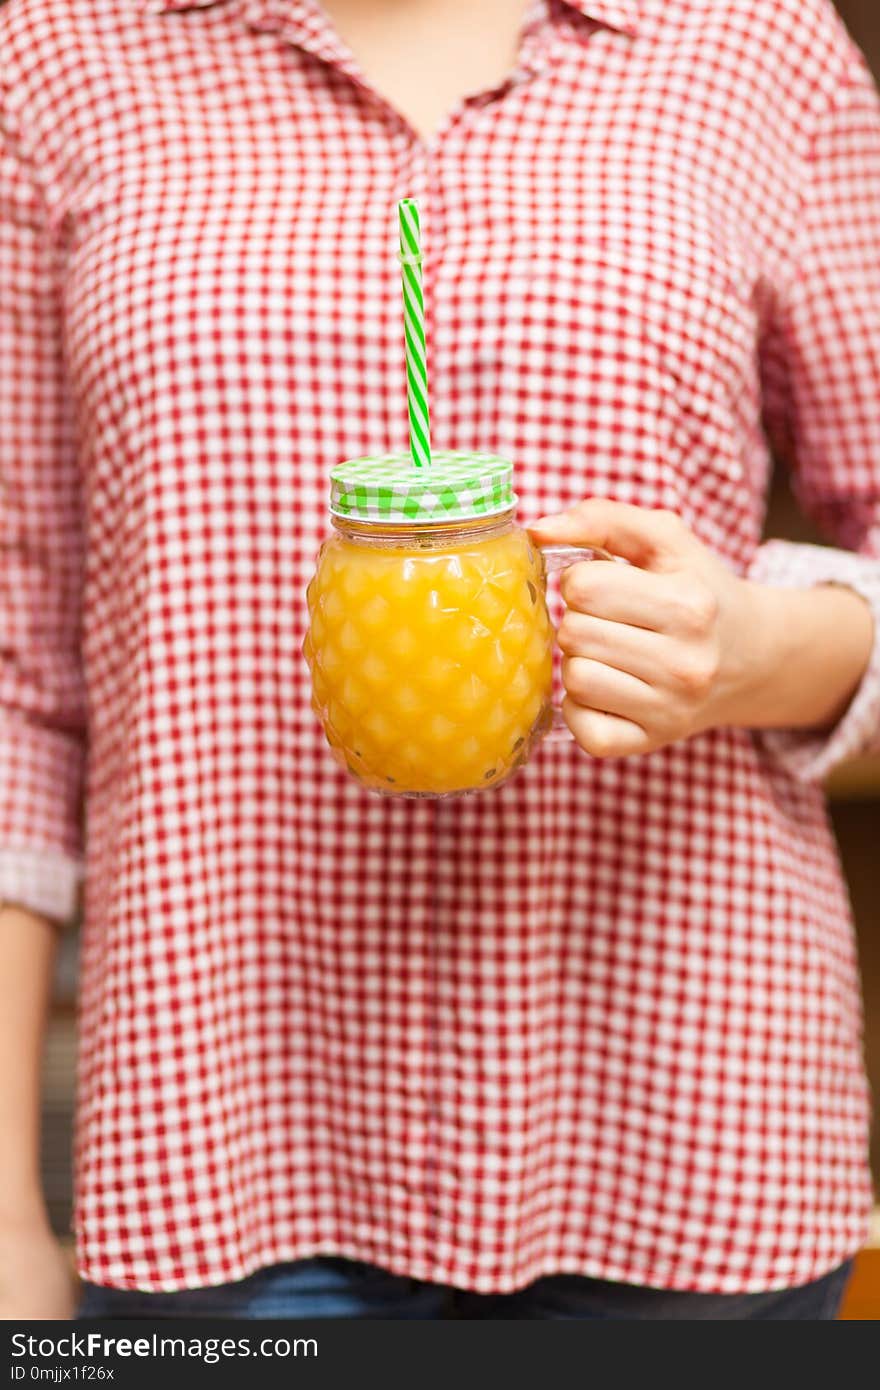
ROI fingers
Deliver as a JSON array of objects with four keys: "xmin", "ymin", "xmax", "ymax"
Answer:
[
  {"xmin": 558, "ymin": 611, "xmax": 721, "ymax": 702},
  {"xmin": 558, "ymin": 613, "xmax": 661, "ymax": 684},
  {"xmin": 561, "ymin": 699, "xmax": 651, "ymax": 758},
  {"xmin": 532, "ymin": 500, "xmax": 729, "ymax": 760},
  {"xmin": 558, "ymin": 561, "xmax": 719, "ymax": 636},
  {"xmin": 562, "ymin": 656, "xmax": 658, "ymax": 724},
  {"xmin": 530, "ymin": 499, "xmax": 697, "ymax": 571},
  {"xmin": 556, "ymin": 610, "xmax": 659, "ymax": 674}
]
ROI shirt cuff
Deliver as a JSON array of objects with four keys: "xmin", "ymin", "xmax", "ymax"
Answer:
[
  {"xmin": 0, "ymin": 845, "xmax": 82, "ymax": 927},
  {"xmin": 747, "ymin": 539, "xmax": 880, "ymax": 783}
]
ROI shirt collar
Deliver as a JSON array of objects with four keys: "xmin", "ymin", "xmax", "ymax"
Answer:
[
  {"xmin": 135, "ymin": 0, "xmax": 221, "ymax": 10},
  {"xmin": 561, "ymin": 2, "xmax": 640, "ymax": 36},
  {"xmin": 136, "ymin": 0, "xmax": 640, "ymax": 38}
]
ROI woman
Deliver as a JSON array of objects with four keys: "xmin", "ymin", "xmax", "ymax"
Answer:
[{"xmin": 1, "ymin": 0, "xmax": 878, "ymax": 1320}]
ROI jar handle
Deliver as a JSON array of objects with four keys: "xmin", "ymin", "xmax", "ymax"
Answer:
[{"xmin": 537, "ymin": 542, "xmax": 617, "ymax": 744}]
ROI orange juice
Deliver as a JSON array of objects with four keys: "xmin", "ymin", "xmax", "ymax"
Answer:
[{"xmin": 304, "ymin": 519, "xmax": 554, "ymax": 795}]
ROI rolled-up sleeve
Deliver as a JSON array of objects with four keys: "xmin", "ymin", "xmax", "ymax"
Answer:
[
  {"xmin": 0, "ymin": 89, "xmax": 86, "ymax": 924},
  {"xmin": 753, "ymin": 44, "xmax": 880, "ymax": 783}
]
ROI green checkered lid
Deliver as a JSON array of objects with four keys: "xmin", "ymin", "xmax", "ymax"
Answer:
[{"xmin": 329, "ymin": 451, "xmax": 517, "ymax": 525}]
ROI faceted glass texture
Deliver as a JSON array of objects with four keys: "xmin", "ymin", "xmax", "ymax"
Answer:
[{"xmin": 303, "ymin": 516, "xmax": 554, "ymax": 796}]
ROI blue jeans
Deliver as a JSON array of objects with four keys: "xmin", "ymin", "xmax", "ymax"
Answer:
[{"xmin": 78, "ymin": 1255, "xmax": 853, "ymax": 1320}]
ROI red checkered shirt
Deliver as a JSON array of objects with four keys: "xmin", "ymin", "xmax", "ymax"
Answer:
[{"xmin": 2, "ymin": 0, "xmax": 879, "ymax": 1294}]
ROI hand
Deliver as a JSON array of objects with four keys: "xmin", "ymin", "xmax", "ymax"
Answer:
[
  {"xmin": 529, "ymin": 498, "xmax": 873, "ymax": 758},
  {"xmin": 0, "ymin": 1215, "xmax": 77, "ymax": 1320},
  {"xmin": 530, "ymin": 500, "xmax": 752, "ymax": 757}
]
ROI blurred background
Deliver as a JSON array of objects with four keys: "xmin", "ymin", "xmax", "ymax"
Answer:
[{"xmin": 23, "ymin": 0, "xmax": 880, "ymax": 1318}]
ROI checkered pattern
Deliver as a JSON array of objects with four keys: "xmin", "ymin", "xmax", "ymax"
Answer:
[
  {"xmin": 1, "ymin": 0, "xmax": 878, "ymax": 1294},
  {"xmin": 329, "ymin": 452, "xmax": 516, "ymax": 523}
]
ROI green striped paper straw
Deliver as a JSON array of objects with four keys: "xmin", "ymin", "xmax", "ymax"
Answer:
[{"xmin": 398, "ymin": 198, "xmax": 432, "ymax": 469}]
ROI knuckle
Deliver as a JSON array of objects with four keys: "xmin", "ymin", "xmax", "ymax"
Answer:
[
  {"xmin": 671, "ymin": 652, "xmax": 715, "ymax": 696},
  {"xmin": 655, "ymin": 508, "xmax": 684, "ymax": 538},
  {"xmin": 575, "ymin": 497, "xmax": 606, "ymax": 523},
  {"xmin": 689, "ymin": 584, "xmax": 719, "ymax": 632},
  {"xmin": 575, "ymin": 710, "xmax": 618, "ymax": 759},
  {"xmin": 564, "ymin": 701, "xmax": 601, "ymax": 756},
  {"xmin": 704, "ymin": 641, "xmax": 721, "ymax": 682},
  {"xmin": 639, "ymin": 734, "xmax": 665, "ymax": 756},
  {"xmin": 671, "ymin": 579, "xmax": 718, "ymax": 634},
  {"xmin": 585, "ymin": 725, "xmax": 615, "ymax": 758},
  {"xmin": 560, "ymin": 562, "xmax": 594, "ymax": 610},
  {"xmin": 556, "ymin": 613, "xmax": 579, "ymax": 654},
  {"xmin": 562, "ymin": 656, "xmax": 588, "ymax": 700}
]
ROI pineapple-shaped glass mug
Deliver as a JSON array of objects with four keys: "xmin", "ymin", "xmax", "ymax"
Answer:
[{"xmin": 303, "ymin": 451, "xmax": 606, "ymax": 797}]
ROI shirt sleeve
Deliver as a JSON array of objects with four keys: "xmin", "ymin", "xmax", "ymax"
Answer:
[
  {"xmin": 0, "ymin": 90, "xmax": 87, "ymax": 925},
  {"xmin": 752, "ymin": 43, "xmax": 880, "ymax": 784}
]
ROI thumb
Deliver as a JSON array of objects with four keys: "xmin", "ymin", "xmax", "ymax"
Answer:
[{"xmin": 529, "ymin": 499, "xmax": 693, "ymax": 571}]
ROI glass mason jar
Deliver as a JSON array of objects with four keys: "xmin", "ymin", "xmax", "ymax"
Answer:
[{"xmin": 303, "ymin": 451, "xmax": 602, "ymax": 797}]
